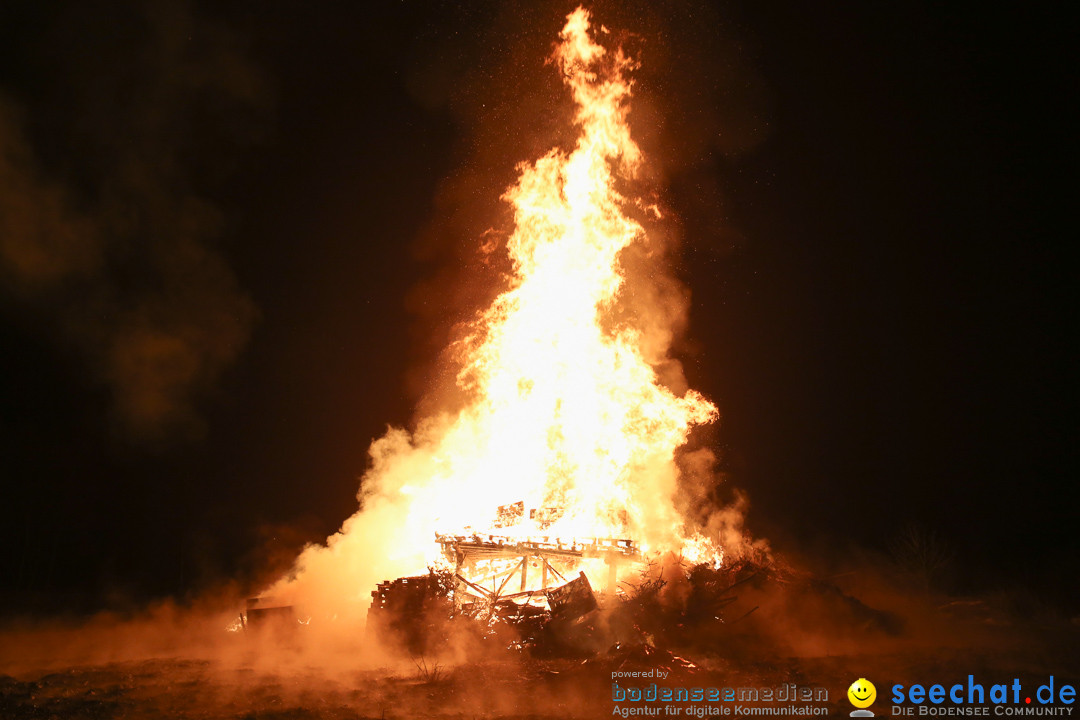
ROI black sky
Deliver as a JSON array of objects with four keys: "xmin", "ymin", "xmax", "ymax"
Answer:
[{"xmin": 0, "ymin": 1, "xmax": 1074, "ymax": 613}]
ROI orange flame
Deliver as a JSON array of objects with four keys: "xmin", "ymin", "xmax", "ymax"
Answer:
[{"xmin": 272, "ymin": 7, "xmax": 732, "ymax": 622}]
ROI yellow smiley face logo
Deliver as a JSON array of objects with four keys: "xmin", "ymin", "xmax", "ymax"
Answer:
[{"xmin": 848, "ymin": 679, "xmax": 876, "ymax": 708}]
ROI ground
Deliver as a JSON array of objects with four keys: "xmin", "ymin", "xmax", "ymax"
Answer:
[{"xmin": 1, "ymin": 602, "xmax": 1077, "ymax": 720}]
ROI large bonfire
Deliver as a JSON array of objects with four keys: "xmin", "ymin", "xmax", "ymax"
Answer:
[{"xmin": 269, "ymin": 7, "xmax": 755, "ymax": 627}]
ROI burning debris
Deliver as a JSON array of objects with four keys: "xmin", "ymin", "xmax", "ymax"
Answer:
[
  {"xmin": 360, "ymin": 494, "xmax": 768, "ymax": 658},
  {"xmin": 251, "ymin": 530, "xmax": 897, "ymax": 666},
  {"xmin": 545, "ymin": 572, "xmax": 598, "ymax": 619},
  {"xmin": 434, "ymin": 500, "xmax": 635, "ymax": 629},
  {"xmin": 241, "ymin": 597, "xmax": 296, "ymax": 631},
  {"xmin": 367, "ymin": 499, "xmax": 622, "ymax": 655},
  {"xmin": 357, "ymin": 510, "xmax": 904, "ymax": 664},
  {"xmin": 590, "ymin": 642, "xmax": 698, "ymax": 676}
]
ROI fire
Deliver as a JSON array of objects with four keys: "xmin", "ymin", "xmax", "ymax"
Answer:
[
  {"xmin": 422, "ymin": 8, "xmax": 717, "ymax": 542},
  {"xmin": 272, "ymin": 7, "xmax": 731, "ymax": 622}
]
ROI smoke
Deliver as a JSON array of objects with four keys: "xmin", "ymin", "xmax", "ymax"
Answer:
[
  {"xmin": 0, "ymin": 591, "xmax": 413, "ymax": 714},
  {"xmin": 0, "ymin": 0, "xmax": 266, "ymax": 442}
]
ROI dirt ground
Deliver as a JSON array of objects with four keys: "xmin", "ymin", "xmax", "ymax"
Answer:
[{"xmin": 1, "ymin": 604, "xmax": 1077, "ymax": 720}]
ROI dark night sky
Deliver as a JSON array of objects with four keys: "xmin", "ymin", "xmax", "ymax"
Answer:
[{"xmin": 0, "ymin": 1, "xmax": 1074, "ymax": 613}]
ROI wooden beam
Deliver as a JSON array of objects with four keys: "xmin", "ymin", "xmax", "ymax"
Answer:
[
  {"xmin": 492, "ymin": 558, "xmax": 525, "ymax": 601},
  {"xmin": 454, "ymin": 573, "xmax": 493, "ymax": 600},
  {"xmin": 544, "ymin": 559, "xmax": 566, "ymax": 584}
]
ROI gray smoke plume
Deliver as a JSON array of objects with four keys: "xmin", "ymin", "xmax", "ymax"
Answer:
[{"xmin": 0, "ymin": 0, "xmax": 268, "ymax": 442}]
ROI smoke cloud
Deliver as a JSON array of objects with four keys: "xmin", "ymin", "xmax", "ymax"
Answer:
[{"xmin": 0, "ymin": 0, "xmax": 267, "ymax": 442}]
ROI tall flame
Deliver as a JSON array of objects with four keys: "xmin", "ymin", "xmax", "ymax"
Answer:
[{"xmin": 272, "ymin": 7, "xmax": 730, "ymax": 622}]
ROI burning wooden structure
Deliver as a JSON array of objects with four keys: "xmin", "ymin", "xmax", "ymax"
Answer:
[
  {"xmin": 366, "ymin": 501, "xmax": 643, "ymax": 651},
  {"xmin": 436, "ymin": 531, "xmax": 638, "ymax": 612},
  {"xmin": 432, "ymin": 499, "xmax": 641, "ymax": 613}
]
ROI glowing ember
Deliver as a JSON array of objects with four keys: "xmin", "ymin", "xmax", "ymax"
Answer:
[{"xmin": 271, "ymin": 7, "xmax": 733, "ymax": 623}]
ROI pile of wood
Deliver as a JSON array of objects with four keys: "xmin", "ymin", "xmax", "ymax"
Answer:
[{"xmin": 367, "ymin": 573, "xmax": 452, "ymax": 654}]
